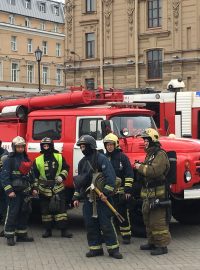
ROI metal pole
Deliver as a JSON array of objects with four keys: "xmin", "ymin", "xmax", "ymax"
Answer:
[
  {"xmin": 38, "ymin": 60, "xmax": 41, "ymax": 92},
  {"xmin": 100, "ymin": 0, "xmax": 104, "ymax": 87}
]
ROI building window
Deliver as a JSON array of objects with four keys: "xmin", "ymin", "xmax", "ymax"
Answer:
[
  {"xmin": 42, "ymin": 66, "xmax": 49, "ymax": 84},
  {"xmin": 53, "ymin": 6, "xmax": 59, "ymax": 16},
  {"xmin": 42, "ymin": 41, "xmax": 48, "ymax": 55},
  {"xmin": 86, "ymin": 0, "xmax": 96, "ymax": 13},
  {"xmin": 56, "ymin": 43, "xmax": 61, "ymax": 57},
  {"xmin": 39, "ymin": 2, "xmax": 46, "ymax": 13},
  {"xmin": 54, "ymin": 24, "xmax": 58, "ymax": 32},
  {"xmin": 56, "ymin": 69, "xmax": 62, "ymax": 86},
  {"xmin": 27, "ymin": 64, "xmax": 34, "ymax": 83},
  {"xmin": 40, "ymin": 21, "xmax": 45, "ymax": 31},
  {"xmin": 147, "ymin": 49, "xmax": 162, "ymax": 79},
  {"xmin": 9, "ymin": 15, "xmax": 15, "ymax": 24},
  {"xmin": 27, "ymin": 39, "xmax": 32, "ymax": 53},
  {"xmin": 11, "ymin": 62, "xmax": 19, "ymax": 82},
  {"xmin": 85, "ymin": 78, "xmax": 95, "ymax": 90},
  {"xmin": 25, "ymin": 0, "xmax": 31, "ymax": 9},
  {"xmin": 25, "ymin": 18, "xmax": 30, "ymax": 27},
  {"xmin": 0, "ymin": 62, "xmax": 3, "ymax": 81},
  {"xmin": 148, "ymin": 0, "xmax": 162, "ymax": 28},
  {"xmin": 9, "ymin": 0, "xmax": 15, "ymax": 5},
  {"xmin": 86, "ymin": 33, "xmax": 95, "ymax": 59},
  {"xmin": 11, "ymin": 36, "xmax": 17, "ymax": 51}
]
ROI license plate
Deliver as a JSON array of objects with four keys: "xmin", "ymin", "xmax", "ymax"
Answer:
[{"xmin": 184, "ymin": 189, "xmax": 200, "ymax": 199}]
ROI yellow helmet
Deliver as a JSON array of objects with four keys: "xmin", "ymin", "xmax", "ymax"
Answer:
[
  {"xmin": 141, "ymin": 128, "xmax": 159, "ymax": 142},
  {"xmin": 103, "ymin": 133, "xmax": 119, "ymax": 148}
]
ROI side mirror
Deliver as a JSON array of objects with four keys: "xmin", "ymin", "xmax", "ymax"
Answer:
[{"xmin": 101, "ymin": 120, "xmax": 112, "ymax": 138}]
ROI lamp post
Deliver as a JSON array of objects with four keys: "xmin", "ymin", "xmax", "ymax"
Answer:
[{"xmin": 35, "ymin": 46, "xmax": 43, "ymax": 92}]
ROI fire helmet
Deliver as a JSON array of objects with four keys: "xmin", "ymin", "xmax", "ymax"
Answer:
[
  {"xmin": 40, "ymin": 137, "xmax": 54, "ymax": 151},
  {"xmin": 12, "ymin": 136, "xmax": 26, "ymax": 151},
  {"xmin": 76, "ymin": 135, "xmax": 97, "ymax": 149},
  {"xmin": 103, "ymin": 133, "xmax": 119, "ymax": 148},
  {"xmin": 141, "ymin": 128, "xmax": 159, "ymax": 142}
]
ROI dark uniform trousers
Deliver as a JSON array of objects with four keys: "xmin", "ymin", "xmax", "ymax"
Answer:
[
  {"xmin": 83, "ymin": 199, "xmax": 119, "ymax": 252},
  {"xmin": 40, "ymin": 190, "xmax": 68, "ymax": 230},
  {"xmin": 4, "ymin": 193, "xmax": 30, "ymax": 238},
  {"xmin": 114, "ymin": 194, "xmax": 131, "ymax": 239},
  {"xmin": 142, "ymin": 198, "xmax": 171, "ymax": 247}
]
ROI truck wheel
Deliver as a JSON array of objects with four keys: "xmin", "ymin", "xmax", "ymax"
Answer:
[{"xmin": 172, "ymin": 198, "xmax": 200, "ymax": 225}]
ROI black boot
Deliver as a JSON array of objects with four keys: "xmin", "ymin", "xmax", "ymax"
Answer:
[
  {"xmin": 140, "ymin": 243, "xmax": 156, "ymax": 250},
  {"xmin": 61, "ymin": 229, "xmax": 73, "ymax": 238},
  {"xmin": 86, "ymin": 249, "xmax": 104, "ymax": 257},
  {"xmin": 0, "ymin": 230, "xmax": 4, "ymax": 237},
  {"xmin": 108, "ymin": 248, "xmax": 123, "ymax": 259},
  {"xmin": 122, "ymin": 237, "xmax": 131, "ymax": 245},
  {"xmin": 151, "ymin": 246, "xmax": 168, "ymax": 256},
  {"xmin": 42, "ymin": 229, "xmax": 52, "ymax": 238},
  {"xmin": 7, "ymin": 237, "xmax": 15, "ymax": 246},
  {"xmin": 16, "ymin": 235, "xmax": 34, "ymax": 242}
]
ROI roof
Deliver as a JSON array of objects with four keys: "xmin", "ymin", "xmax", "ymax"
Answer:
[
  {"xmin": 29, "ymin": 106, "xmax": 154, "ymax": 117},
  {"xmin": 0, "ymin": 0, "xmax": 64, "ymax": 23}
]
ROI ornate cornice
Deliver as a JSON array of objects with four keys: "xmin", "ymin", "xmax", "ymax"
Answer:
[
  {"xmin": 172, "ymin": 0, "xmax": 181, "ymax": 31},
  {"xmin": 127, "ymin": 0, "xmax": 135, "ymax": 36},
  {"xmin": 103, "ymin": 0, "xmax": 113, "ymax": 39},
  {"xmin": 64, "ymin": 0, "xmax": 74, "ymax": 43}
]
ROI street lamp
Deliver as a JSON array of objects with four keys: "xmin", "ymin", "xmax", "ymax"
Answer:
[{"xmin": 35, "ymin": 46, "xmax": 43, "ymax": 92}]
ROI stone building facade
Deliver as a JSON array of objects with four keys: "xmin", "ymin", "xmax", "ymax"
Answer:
[
  {"xmin": 0, "ymin": 0, "xmax": 65, "ymax": 95},
  {"xmin": 64, "ymin": 0, "xmax": 200, "ymax": 91}
]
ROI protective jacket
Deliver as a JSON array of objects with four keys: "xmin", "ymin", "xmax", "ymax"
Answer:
[
  {"xmin": 1, "ymin": 152, "xmax": 33, "ymax": 195},
  {"xmin": 33, "ymin": 151, "xmax": 69, "ymax": 197},
  {"xmin": 138, "ymin": 145, "xmax": 170, "ymax": 199},
  {"xmin": 106, "ymin": 149, "xmax": 134, "ymax": 194},
  {"xmin": 73, "ymin": 151, "xmax": 116, "ymax": 200}
]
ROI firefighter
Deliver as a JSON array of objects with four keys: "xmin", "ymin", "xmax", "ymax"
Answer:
[
  {"xmin": 103, "ymin": 133, "xmax": 134, "ymax": 244},
  {"xmin": 0, "ymin": 141, "xmax": 9, "ymax": 234},
  {"xmin": 33, "ymin": 137, "xmax": 72, "ymax": 238},
  {"xmin": 73, "ymin": 135, "xmax": 123, "ymax": 259},
  {"xmin": 134, "ymin": 128, "xmax": 171, "ymax": 256},
  {"xmin": 1, "ymin": 136, "xmax": 36, "ymax": 246}
]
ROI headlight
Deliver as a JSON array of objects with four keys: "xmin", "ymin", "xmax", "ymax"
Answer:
[{"xmin": 184, "ymin": 170, "xmax": 192, "ymax": 183}]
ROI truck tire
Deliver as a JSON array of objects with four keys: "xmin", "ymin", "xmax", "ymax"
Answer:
[{"xmin": 172, "ymin": 198, "xmax": 200, "ymax": 225}]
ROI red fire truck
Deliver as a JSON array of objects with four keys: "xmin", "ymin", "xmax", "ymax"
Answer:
[
  {"xmin": 0, "ymin": 88, "xmax": 200, "ymax": 227},
  {"xmin": 123, "ymin": 80, "xmax": 200, "ymax": 139}
]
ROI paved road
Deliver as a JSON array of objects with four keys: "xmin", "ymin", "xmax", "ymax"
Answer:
[{"xmin": 0, "ymin": 207, "xmax": 200, "ymax": 270}]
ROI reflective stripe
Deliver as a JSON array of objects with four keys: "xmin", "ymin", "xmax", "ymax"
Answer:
[
  {"xmin": 36, "ymin": 153, "xmax": 62, "ymax": 180},
  {"xmin": 53, "ymin": 184, "xmax": 65, "ymax": 194},
  {"xmin": 74, "ymin": 191, "xmax": 80, "ymax": 197},
  {"xmin": 104, "ymin": 185, "xmax": 114, "ymax": 192},
  {"xmin": 4, "ymin": 231, "xmax": 15, "ymax": 235},
  {"xmin": 125, "ymin": 178, "xmax": 133, "ymax": 182},
  {"xmin": 39, "ymin": 186, "xmax": 52, "ymax": 197},
  {"xmin": 152, "ymin": 230, "xmax": 169, "ymax": 235},
  {"xmin": 141, "ymin": 185, "xmax": 165, "ymax": 198},
  {"xmin": 90, "ymin": 245, "xmax": 102, "ymax": 250},
  {"xmin": 54, "ymin": 213, "xmax": 67, "ymax": 221},
  {"xmin": 105, "ymin": 219, "xmax": 119, "ymax": 250},
  {"xmin": 119, "ymin": 226, "xmax": 131, "ymax": 231},
  {"xmin": 121, "ymin": 231, "xmax": 131, "ymax": 236},
  {"xmin": 4, "ymin": 185, "xmax": 12, "ymax": 191},
  {"xmin": 124, "ymin": 183, "xmax": 132, "ymax": 187},
  {"xmin": 42, "ymin": 215, "xmax": 53, "ymax": 222},
  {"xmin": 15, "ymin": 230, "xmax": 27, "ymax": 234},
  {"xmin": 106, "ymin": 244, "xmax": 119, "ymax": 250},
  {"xmin": 60, "ymin": 170, "xmax": 68, "ymax": 178}
]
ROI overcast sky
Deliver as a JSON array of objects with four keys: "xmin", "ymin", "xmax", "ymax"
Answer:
[{"xmin": 54, "ymin": 0, "xmax": 65, "ymax": 2}]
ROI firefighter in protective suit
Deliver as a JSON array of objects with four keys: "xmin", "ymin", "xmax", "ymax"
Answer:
[
  {"xmin": 134, "ymin": 128, "xmax": 171, "ymax": 256},
  {"xmin": 73, "ymin": 135, "xmax": 123, "ymax": 259},
  {"xmin": 33, "ymin": 137, "xmax": 72, "ymax": 238},
  {"xmin": 103, "ymin": 133, "xmax": 134, "ymax": 244},
  {"xmin": 1, "ymin": 136, "xmax": 36, "ymax": 246}
]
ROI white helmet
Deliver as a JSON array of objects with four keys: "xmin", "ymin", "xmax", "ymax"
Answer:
[{"xmin": 12, "ymin": 136, "xmax": 26, "ymax": 146}]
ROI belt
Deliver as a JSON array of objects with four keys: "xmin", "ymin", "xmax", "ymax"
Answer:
[{"xmin": 145, "ymin": 180, "xmax": 165, "ymax": 189}]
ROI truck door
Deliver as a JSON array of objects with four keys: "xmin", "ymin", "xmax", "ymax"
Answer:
[
  {"xmin": 26, "ymin": 116, "xmax": 64, "ymax": 161},
  {"xmin": 73, "ymin": 116, "xmax": 106, "ymax": 176}
]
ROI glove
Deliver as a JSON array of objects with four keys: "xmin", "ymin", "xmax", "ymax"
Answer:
[
  {"xmin": 55, "ymin": 176, "xmax": 63, "ymax": 184},
  {"xmin": 134, "ymin": 163, "xmax": 141, "ymax": 170}
]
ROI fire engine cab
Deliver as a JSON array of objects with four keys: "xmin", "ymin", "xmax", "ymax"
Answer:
[
  {"xmin": 0, "ymin": 88, "xmax": 200, "ymax": 226},
  {"xmin": 124, "ymin": 79, "xmax": 200, "ymax": 139}
]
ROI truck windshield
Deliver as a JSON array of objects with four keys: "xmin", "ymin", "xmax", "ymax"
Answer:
[{"xmin": 110, "ymin": 115, "xmax": 156, "ymax": 137}]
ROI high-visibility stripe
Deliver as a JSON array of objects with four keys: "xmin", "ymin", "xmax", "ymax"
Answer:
[
  {"xmin": 104, "ymin": 185, "xmax": 114, "ymax": 192},
  {"xmin": 4, "ymin": 185, "xmax": 12, "ymax": 191},
  {"xmin": 119, "ymin": 226, "xmax": 131, "ymax": 231},
  {"xmin": 121, "ymin": 231, "xmax": 131, "ymax": 236},
  {"xmin": 42, "ymin": 215, "xmax": 53, "ymax": 222},
  {"xmin": 106, "ymin": 244, "xmax": 119, "ymax": 250},
  {"xmin": 124, "ymin": 183, "xmax": 132, "ymax": 187},
  {"xmin": 39, "ymin": 186, "xmax": 52, "ymax": 197},
  {"xmin": 90, "ymin": 245, "xmax": 102, "ymax": 250},
  {"xmin": 152, "ymin": 230, "xmax": 169, "ymax": 235},
  {"xmin": 15, "ymin": 230, "xmax": 27, "ymax": 234}
]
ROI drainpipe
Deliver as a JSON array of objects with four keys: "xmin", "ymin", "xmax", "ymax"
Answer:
[
  {"xmin": 100, "ymin": 0, "xmax": 104, "ymax": 87},
  {"xmin": 135, "ymin": 0, "xmax": 139, "ymax": 88}
]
